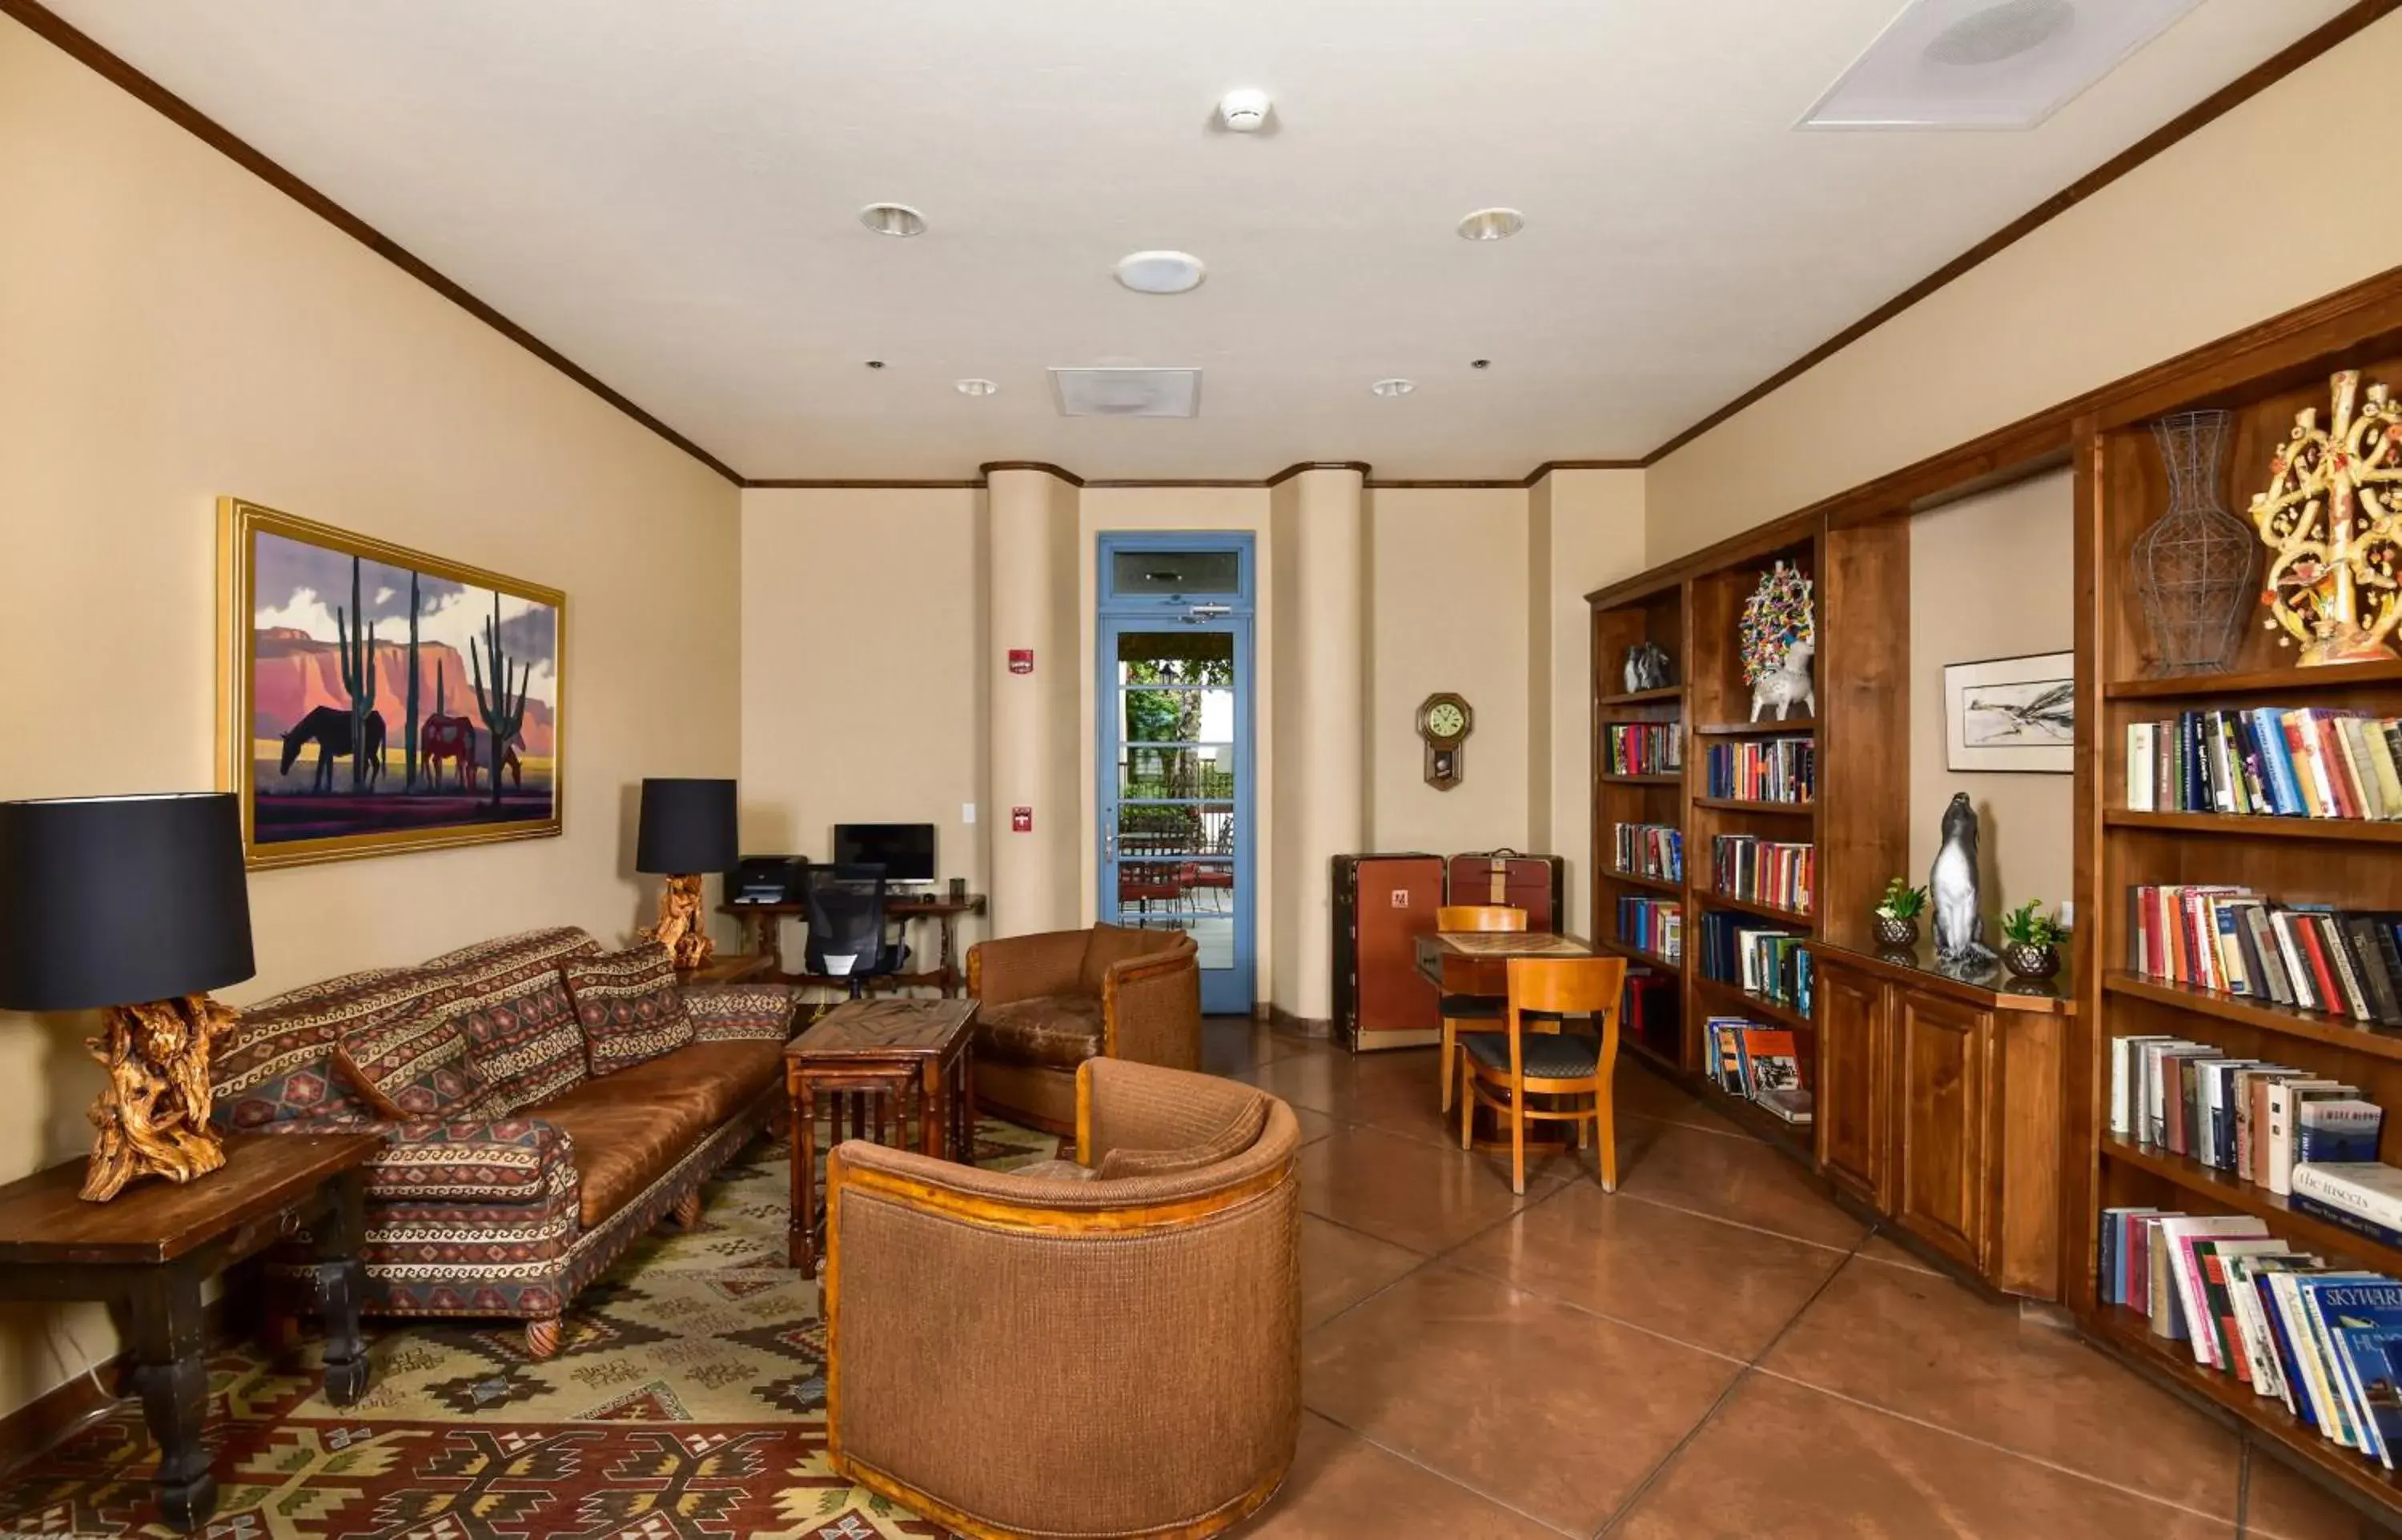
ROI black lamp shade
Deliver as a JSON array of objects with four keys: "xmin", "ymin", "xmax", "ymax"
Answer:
[
  {"xmin": 636, "ymin": 779, "xmax": 739, "ymax": 874},
  {"xmin": 0, "ymin": 793, "xmax": 255, "ymax": 1013}
]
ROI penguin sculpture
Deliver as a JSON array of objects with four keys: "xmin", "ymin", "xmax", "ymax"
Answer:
[{"xmin": 1930, "ymin": 792, "xmax": 1994, "ymax": 965}]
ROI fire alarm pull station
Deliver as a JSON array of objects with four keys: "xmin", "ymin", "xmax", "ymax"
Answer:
[
  {"xmin": 1010, "ymin": 806, "xmax": 1033, "ymax": 832},
  {"xmin": 1008, "ymin": 648, "xmax": 1034, "ymax": 675}
]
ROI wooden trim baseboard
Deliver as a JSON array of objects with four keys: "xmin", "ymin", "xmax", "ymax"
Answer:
[
  {"xmin": 0, "ymin": 1292, "xmax": 236, "ymax": 1477},
  {"xmin": 0, "ymin": 0, "xmax": 745, "ymax": 488},
  {"xmin": 1638, "ymin": 0, "xmax": 2402, "ymax": 467},
  {"xmin": 1267, "ymin": 1005, "xmax": 1333, "ymax": 1039}
]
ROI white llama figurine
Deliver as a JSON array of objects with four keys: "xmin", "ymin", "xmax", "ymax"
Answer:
[{"xmin": 1749, "ymin": 639, "xmax": 1815, "ymax": 723}]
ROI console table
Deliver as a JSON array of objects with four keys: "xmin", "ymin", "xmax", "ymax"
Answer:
[
  {"xmin": 723, "ymin": 893, "xmax": 987, "ymax": 997},
  {"xmin": 0, "ymin": 1132, "xmax": 384, "ymax": 1533}
]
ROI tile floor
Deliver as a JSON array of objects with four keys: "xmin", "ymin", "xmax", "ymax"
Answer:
[{"xmin": 1201, "ymin": 1019, "xmax": 2388, "ymax": 1539}]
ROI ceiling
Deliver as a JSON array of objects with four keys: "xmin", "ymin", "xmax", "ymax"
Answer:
[{"xmin": 43, "ymin": 0, "xmax": 2356, "ymax": 480}]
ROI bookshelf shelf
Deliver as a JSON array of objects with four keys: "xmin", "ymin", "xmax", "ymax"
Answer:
[
  {"xmin": 1694, "ymin": 720, "xmax": 1818, "ymax": 737},
  {"xmin": 1625, "ymin": 1037, "xmax": 1681, "ymax": 1076},
  {"xmin": 1693, "ymin": 973, "xmax": 1810, "ymax": 1033},
  {"xmin": 1597, "ymin": 685, "xmax": 1685, "ymax": 708},
  {"xmin": 1600, "ymin": 772, "xmax": 1682, "ymax": 787},
  {"xmin": 2105, "ymin": 660, "xmax": 2402, "ymax": 701},
  {"xmin": 1604, "ymin": 868, "xmax": 1681, "ymax": 897},
  {"xmin": 2102, "ymin": 970, "xmax": 2402, "ymax": 1065},
  {"xmin": 1693, "ymin": 796, "xmax": 1814, "ymax": 816},
  {"xmin": 2104, "ymin": 809, "xmax": 2402, "ymax": 844},
  {"xmin": 2103, "ymin": 1136, "xmax": 2402, "ymax": 1274},
  {"xmin": 2089, "ymin": 1307, "xmax": 2402, "ymax": 1510},
  {"xmin": 1700, "ymin": 888, "xmax": 1815, "ymax": 928},
  {"xmin": 1593, "ymin": 933, "xmax": 1683, "ymax": 977},
  {"xmin": 1697, "ymin": 1078, "xmax": 1813, "ymax": 1157}
]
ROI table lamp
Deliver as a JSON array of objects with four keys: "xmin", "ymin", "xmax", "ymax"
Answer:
[
  {"xmin": 0, "ymin": 794, "xmax": 255, "ymax": 1201},
  {"xmin": 636, "ymin": 778, "xmax": 737, "ymax": 970}
]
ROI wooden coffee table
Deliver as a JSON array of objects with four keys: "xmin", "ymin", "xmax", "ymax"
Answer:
[
  {"xmin": 785, "ymin": 997, "xmax": 977, "ymax": 1277},
  {"xmin": 0, "ymin": 1131, "xmax": 384, "ymax": 1533}
]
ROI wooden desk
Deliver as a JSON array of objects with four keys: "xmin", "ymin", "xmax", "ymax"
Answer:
[
  {"xmin": 785, "ymin": 997, "xmax": 978, "ymax": 1278},
  {"xmin": 0, "ymin": 1132, "xmax": 384, "ymax": 1532},
  {"xmin": 1415, "ymin": 930, "xmax": 1597, "ymax": 997},
  {"xmin": 677, "ymin": 951, "xmax": 776, "ymax": 987},
  {"xmin": 723, "ymin": 893, "xmax": 987, "ymax": 997}
]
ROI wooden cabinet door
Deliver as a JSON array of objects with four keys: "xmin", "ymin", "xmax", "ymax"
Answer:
[
  {"xmin": 1894, "ymin": 991, "xmax": 1994, "ymax": 1273},
  {"xmin": 1814, "ymin": 960, "xmax": 1888, "ymax": 1207}
]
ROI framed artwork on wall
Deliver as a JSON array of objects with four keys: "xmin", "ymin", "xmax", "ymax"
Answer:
[
  {"xmin": 1943, "ymin": 650, "xmax": 2073, "ymax": 773},
  {"xmin": 217, "ymin": 497, "xmax": 565, "ymax": 868}
]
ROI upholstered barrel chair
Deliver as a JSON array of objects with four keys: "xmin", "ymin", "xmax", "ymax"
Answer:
[
  {"xmin": 824, "ymin": 1058, "xmax": 1300, "ymax": 1539},
  {"xmin": 965, "ymin": 924, "xmax": 1201, "ymax": 1133}
]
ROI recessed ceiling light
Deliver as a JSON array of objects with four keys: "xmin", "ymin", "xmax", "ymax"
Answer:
[
  {"xmin": 1470, "ymin": 359, "xmax": 1492, "ymax": 371},
  {"xmin": 955, "ymin": 378, "xmax": 998, "ymax": 397},
  {"xmin": 865, "ymin": 359, "xmax": 886, "ymax": 370},
  {"xmin": 1115, "ymin": 251, "xmax": 1207, "ymax": 295},
  {"xmin": 1456, "ymin": 208, "xmax": 1524, "ymax": 242},
  {"xmin": 1371, "ymin": 379, "xmax": 1416, "ymax": 398},
  {"xmin": 858, "ymin": 203, "xmax": 926, "ymax": 237}
]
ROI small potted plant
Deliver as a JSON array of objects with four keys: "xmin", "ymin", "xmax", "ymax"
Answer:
[
  {"xmin": 2000, "ymin": 900, "xmax": 2067, "ymax": 981},
  {"xmin": 1874, "ymin": 879, "xmax": 1927, "ymax": 948}
]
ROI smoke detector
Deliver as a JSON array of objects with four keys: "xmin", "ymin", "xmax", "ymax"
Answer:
[
  {"xmin": 1049, "ymin": 368, "xmax": 1203, "ymax": 419},
  {"xmin": 1799, "ymin": 0, "xmax": 2199, "ymax": 130},
  {"xmin": 1115, "ymin": 251, "xmax": 1207, "ymax": 295},
  {"xmin": 1371, "ymin": 379, "xmax": 1416, "ymax": 398},
  {"xmin": 858, "ymin": 203, "xmax": 926, "ymax": 237},
  {"xmin": 1218, "ymin": 88, "xmax": 1271, "ymax": 132}
]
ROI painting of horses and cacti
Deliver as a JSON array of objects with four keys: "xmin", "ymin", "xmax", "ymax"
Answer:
[{"xmin": 219, "ymin": 499, "xmax": 564, "ymax": 867}]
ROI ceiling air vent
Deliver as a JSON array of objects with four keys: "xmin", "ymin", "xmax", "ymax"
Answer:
[
  {"xmin": 1798, "ymin": 0, "xmax": 2199, "ymax": 130},
  {"xmin": 1049, "ymin": 367, "xmax": 1203, "ymax": 419}
]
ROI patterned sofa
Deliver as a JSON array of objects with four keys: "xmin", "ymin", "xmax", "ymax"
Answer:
[{"xmin": 210, "ymin": 927, "xmax": 796, "ymax": 1358}]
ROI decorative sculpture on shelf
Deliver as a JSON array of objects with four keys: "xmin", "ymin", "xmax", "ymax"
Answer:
[
  {"xmin": 82, "ymin": 995, "xmax": 239, "ymax": 1202},
  {"xmin": 1929, "ymin": 792, "xmax": 1994, "ymax": 968},
  {"xmin": 2132, "ymin": 411, "xmax": 2255, "ymax": 676},
  {"xmin": 1622, "ymin": 641, "xmax": 1673, "ymax": 694},
  {"xmin": 2251, "ymin": 369, "xmax": 2402, "ymax": 666},
  {"xmin": 1740, "ymin": 561, "xmax": 1815, "ymax": 722}
]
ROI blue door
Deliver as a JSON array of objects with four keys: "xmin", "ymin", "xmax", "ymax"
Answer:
[{"xmin": 1098, "ymin": 534, "xmax": 1255, "ymax": 1015}]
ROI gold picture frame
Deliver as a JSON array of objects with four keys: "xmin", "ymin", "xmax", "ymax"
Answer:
[{"xmin": 216, "ymin": 497, "xmax": 566, "ymax": 868}]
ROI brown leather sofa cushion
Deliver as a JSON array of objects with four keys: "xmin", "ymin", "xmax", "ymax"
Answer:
[
  {"xmin": 976, "ymin": 995, "xmax": 1105, "ymax": 1070},
  {"xmin": 1078, "ymin": 922, "xmax": 1177, "ymax": 996},
  {"xmin": 533, "ymin": 1037, "xmax": 784, "ymax": 1226}
]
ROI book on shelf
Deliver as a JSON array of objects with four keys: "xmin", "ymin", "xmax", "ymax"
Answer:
[
  {"xmin": 1615, "ymin": 896, "xmax": 1681, "ymax": 964},
  {"xmin": 2122, "ymin": 883, "xmax": 2402, "ymax": 1029},
  {"xmin": 2123, "ymin": 707, "xmax": 2402, "ymax": 821},
  {"xmin": 1694, "ymin": 912, "xmax": 1813, "ymax": 1015},
  {"xmin": 1702, "ymin": 1016, "xmax": 1814, "ymax": 1124},
  {"xmin": 1703, "ymin": 738, "xmax": 1814, "ymax": 804},
  {"xmin": 1613, "ymin": 823, "xmax": 1682, "ymax": 883},
  {"xmin": 2108, "ymin": 1034, "xmax": 2380, "ymax": 1194},
  {"xmin": 1605, "ymin": 722, "xmax": 1682, "ymax": 777},
  {"xmin": 1707, "ymin": 834, "xmax": 1814, "ymax": 915}
]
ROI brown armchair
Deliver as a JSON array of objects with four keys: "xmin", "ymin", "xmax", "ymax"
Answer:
[
  {"xmin": 825, "ymin": 1059, "xmax": 1301, "ymax": 1539},
  {"xmin": 965, "ymin": 924, "xmax": 1200, "ymax": 1133}
]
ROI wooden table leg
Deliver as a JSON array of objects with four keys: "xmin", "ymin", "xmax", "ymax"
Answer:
[
  {"xmin": 955, "ymin": 1049, "xmax": 976, "ymax": 1162},
  {"xmin": 315, "ymin": 1171, "xmax": 371, "ymax": 1406},
  {"xmin": 130, "ymin": 1269, "xmax": 214, "ymax": 1534},
  {"xmin": 920, "ymin": 1057, "xmax": 943, "ymax": 1157},
  {"xmin": 937, "ymin": 912, "xmax": 960, "ymax": 997},
  {"xmin": 791, "ymin": 1075, "xmax": 817, "ymax": 1277}
]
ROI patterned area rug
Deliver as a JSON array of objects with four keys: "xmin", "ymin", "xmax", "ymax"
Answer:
[{"xmin": 0, "ymin": 1120, "xmax": 1059, "ymax": 1538}]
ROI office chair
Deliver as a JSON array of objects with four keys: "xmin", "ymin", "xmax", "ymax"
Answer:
[{"xmin": 805, "ymin": 863, "xmax": 908, "ymax": 997}]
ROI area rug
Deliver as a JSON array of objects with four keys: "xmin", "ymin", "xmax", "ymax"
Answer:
[{"xmin": 0, "ymin": 1119, "xmax": 1059, "ymax": 1539}]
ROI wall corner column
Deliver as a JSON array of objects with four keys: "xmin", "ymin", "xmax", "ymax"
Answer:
[{"xmin": 986, "ymin": 466, "xmax": 1081, "ymax": 937}]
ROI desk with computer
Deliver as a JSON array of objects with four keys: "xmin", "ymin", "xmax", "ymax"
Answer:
[{"xmin": 723, "ymin": 824, "xmax": 986, "ymax": 998}]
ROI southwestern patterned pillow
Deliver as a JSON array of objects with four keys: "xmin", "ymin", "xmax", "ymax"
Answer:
[
  {"xmin": 211, "ymin": 967, "xmax": 444, "ymax": 1131},
  {"xmin": 561, "ymin": 942, "xmax": 693, "ymax": 1076},
  {"xmin": 684, "ymin": 984, "xmax": 799, "ymax": 1043},
  {"xmin": 424, "ymin": 928, "xmax": 602, "ymax": 1113},
  {"xmin": 335, "ymin": 1010, "xmax": 492, "ymax": 1120}
]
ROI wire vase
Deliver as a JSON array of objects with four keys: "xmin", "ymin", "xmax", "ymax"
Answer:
[{"xmin": 2131, "ymin": 410, "xmax": 2255, "ymax": 676}]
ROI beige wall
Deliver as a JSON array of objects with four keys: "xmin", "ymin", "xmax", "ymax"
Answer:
[
  {"xmin": 1645, "ymin": 11, "xmax": 2402, "ymax": 562},
  {"xmin": 1907, "ymin": 471, "xmax": 2075, "ymax": 924},
  {"xmin": 1539, "ymin": 470, "xmax": 1649, "ymax": 936},
  {"xmin": 741, "ymin": 487, "xmax": 988, "ymax": 967},
  {"xmin": 0, "ymin": 12, "xmax": 741, "ymax": 1422},
  {"xmin": 987, "ymin": 470, "xmax": 1083, "ymax": 936},
  {"xmin": 1365, "ymin": 489, "xmax": 1531, "ymax": 853}
]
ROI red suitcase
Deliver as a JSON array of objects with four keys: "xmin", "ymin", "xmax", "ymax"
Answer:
[
  {"xmin": 1331, "ymin": 854, "xmax": 1446, "ymax": 1052},
  {"xmin": 1445, "ymin": 849, "xmax": 1566, "ymax": 932}
]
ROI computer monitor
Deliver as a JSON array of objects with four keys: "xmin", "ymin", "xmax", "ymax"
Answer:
[{"xmin": 831, "ymin": 823, "xmax": 936, "ymax": 884}]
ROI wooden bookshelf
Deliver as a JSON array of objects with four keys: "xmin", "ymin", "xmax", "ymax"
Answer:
[
  {"xmin": 1693, "ymin": 796, "xmax": 1814, "ymax": 816},
  {"xmin": 2071, "ymin": 319, "xmax": 2402, "ymax": 1522}
]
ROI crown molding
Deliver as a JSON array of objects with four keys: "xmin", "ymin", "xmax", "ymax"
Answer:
[{"xmin": 1638, "ymin": 0, "xmax": 2402, "ymax": 468}]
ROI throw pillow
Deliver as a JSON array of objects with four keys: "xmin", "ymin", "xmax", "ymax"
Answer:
[
  {"xmin": 427, "ymin": 928, "xmax": 600, "ymax": 1110},
  {"xmin": 1078, "ymin": 922, "xmax": 1174, "ymax": 997},
  {"xmin": 686, "ymin": 985, "xmax": 799, "ymax": 1042},
  {"xmin": 561, "ymin": 942, "xmax": 694, "ymax": 1076},
  {"xmin": 1094, "ymin": 1095, "xmax": 1269, "ymax": 1181},
  {"xmin": 335, "ymin": 1011, "xmax": 492, "ymax": 1121},
  {"xmin": 210, "ymin": 967, "xmax": 438, "ymax": 1130}
]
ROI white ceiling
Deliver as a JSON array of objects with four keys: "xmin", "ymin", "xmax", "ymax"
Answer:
[{"xmin": 46, "ymin": 0, "xmax": 2352, "ymax": 480}]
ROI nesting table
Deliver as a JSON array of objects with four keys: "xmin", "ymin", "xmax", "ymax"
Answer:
[{"xmin": 785, "ymin": 997, "xmax": 978, "ymax": 1277}]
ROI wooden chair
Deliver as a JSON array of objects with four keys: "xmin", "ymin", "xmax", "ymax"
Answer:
[
  {"xmin": 1434, "ymin": 904, "xmax": 1526, "ymax": 1114},
  {"xmin": 1458, "ymin": 956, "xmax": 1629, "ymax": 1195}
]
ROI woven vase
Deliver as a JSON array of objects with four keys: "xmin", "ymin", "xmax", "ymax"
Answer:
[{"xmin": 2131, "ymin": 411, "xmax": 2255, "ymax": 676}]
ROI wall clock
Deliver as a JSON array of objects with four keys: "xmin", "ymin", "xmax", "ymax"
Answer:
[{"xmin": 1416, "ymin": 692, "xmax": 1473, "ymax": 791}]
